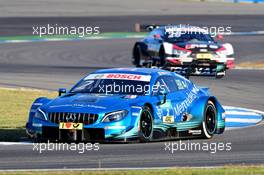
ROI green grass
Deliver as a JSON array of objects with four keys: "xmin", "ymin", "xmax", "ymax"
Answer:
[
  {"xmin": 0, "ymin": 32, "xmax": 147, "ymax": 41},
  {"xmin": 0, "ymin": 88, "xmax": 56, "ymax": 141},
  {"xmin": 0, "ymin": 166, "xmax": 264, "ymax": 175}
]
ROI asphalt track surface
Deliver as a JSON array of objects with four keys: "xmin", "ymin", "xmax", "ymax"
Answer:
[
  {"xmin": 0, "ymin": 16, "xmax": 264, "ymax": 169},
  {"xmin": 1, "ymin": 15, "xmax": 264, "ymax": 36},
  {"xmin": 1, "ymin": 0, "xmax": 264, "ymax": 17}
]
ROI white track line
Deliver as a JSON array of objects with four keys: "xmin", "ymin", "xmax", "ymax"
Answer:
[
  {"xmin": 225, "ymin": 111, "xmax": 262, "ymax": 116},
  {"xmin": 234, "ymin": 66, "xmax": 264, "ymax": 70},
  {"xmin": 225, "ymin": 118, "xmax": 262, "ymax": 123},
  {"xmin": 0, "ymin": 142, "xmax": 32, "ymax": 145},
  {"xmin": 224, "ymin": 106, "xmax": 264, "ymax": 115}
]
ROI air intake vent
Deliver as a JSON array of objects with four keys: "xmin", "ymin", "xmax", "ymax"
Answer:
[{"xmin": 48, "ymin": 112, "xmax": 98, "ymax": 125}]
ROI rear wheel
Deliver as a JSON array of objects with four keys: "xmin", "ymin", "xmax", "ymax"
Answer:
[
  {"xmin": 158, "ymin": 46, "xmax": 166, "ymax": 67},
  {"xmin": 215, "ymin": 64, "xmax": 226, "ymax": 79},
  {"xmin": 139, "ymin": 106, "xmax": 153, "ymax": 142},
  {"xmin": 215, "ymin": 70, "xmax": 226, "ymax": 79},
  {"xmin": 202, "ymin": 100, "xmax": 217, "ymax": 139},
  {"xmin": 133, "ymin": 45, "xmax": 142, "ymax": 67}
]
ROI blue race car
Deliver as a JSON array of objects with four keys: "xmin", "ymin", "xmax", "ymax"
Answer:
[{"xmin": 26, "ymin": 68, "xmax": 225, "ymax": 142}]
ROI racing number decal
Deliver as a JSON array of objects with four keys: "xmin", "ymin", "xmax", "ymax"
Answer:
[{"xmin": 59, "ymin": 122, "xmax": 83, "ymax": 130}]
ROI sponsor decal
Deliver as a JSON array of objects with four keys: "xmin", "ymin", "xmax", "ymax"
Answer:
[
  {"xmin": 49, "ymin": 104, "xmax": 106, "ymax": 109},
  {"xmin": 173, "ymin": 86, "xmax": 200, "ymax": 117},
  {"xmin": 123, "ymin": 95, "xmax": 138, "ymax": 99},
  {"xmin": 87, "ymin": 104, "xmax": 106, "ymax": 109},
  {"xmin": 188, "ymin": 130, "xmax": 202, "ymax": 135},
  {"xmin": 59, "ymin": 122, "xmax": 83, "ymax": 130},
  {"xmin": 49, "ymin": 104, "xmax": 72, "ymax": 108},
  {"xmin": 175, "ymin": 80, "xmax": 187, "ymax": 90},
  {"xmin": 84, "ymin": 73, "xmax": 151, "ymax": 82},
  {"xmin": 163, "ymin": 116, "xmax": 175, "ymax": 123},
  {"xmin": 185, "ymin": 44, "xmax": 207, "ymax": 49},
  {"xmin": 156, "ymin": 107, "xmax": 163, "ymax": 119}
]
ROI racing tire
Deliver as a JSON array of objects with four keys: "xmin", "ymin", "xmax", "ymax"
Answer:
[
  {"xmin": 133, "ymin": 45, "xmax": 142, "ymax": 67},
  {"xmin": 215, "ymin": 64, "xmax": 226, "ymax": 79},
  {"xmin": 158, "ymin": 46, "xmax": 166, "ymax": 67},
  {"xmin": 202, "ymin": 100, "xmax": 217, "ymax": 139},
  {"xmin": 215, "ymin": 70, "xmax": 226, "ymax": 79},
  {"xmin": 139, "ymin": 106, "xmax": 154, "ymax": 142}
]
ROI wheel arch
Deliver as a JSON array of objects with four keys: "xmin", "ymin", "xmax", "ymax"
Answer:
[
  {"xmin": 159, "ymin": 44, "xmax": 165, "ymax": 56},
  {"xmin": 133, "ymin": 42, "xmax": 148, "ymax": 58},
  {"xmin": 189, "ymin": 96, "xmax": 224, "ymax": 122},
  {"xmin": 143, "ymin": 103, "xmax": 154, "ymax": 115},
  {"xmin": 189, "ymin": 96, "xmax": 225, "ymax": 137},
  {"xmin": 139, "ymin": 103, "xmax": 154, "ymax": 142}
]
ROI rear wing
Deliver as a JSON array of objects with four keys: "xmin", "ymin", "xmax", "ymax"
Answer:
[{"xmin": 135, "ymin": 23, "xmax": 163, "ymax": 32}]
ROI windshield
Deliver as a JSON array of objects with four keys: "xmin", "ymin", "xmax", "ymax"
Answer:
[
  {"xmin": 70, "ymin": 74, "xmax": 151, "ymax": 95},
  {"xmin": 165, "ymin": 32, "xmax": 214, "ymax": 43}
]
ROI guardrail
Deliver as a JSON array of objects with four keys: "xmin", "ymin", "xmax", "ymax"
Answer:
[
  {"xmin": 199, "ymin": 0, "xmax": 264, "ymax": 3},
  {"xmin": 232, "ymin": 0, "xmax": 264, "ymax": 3}
]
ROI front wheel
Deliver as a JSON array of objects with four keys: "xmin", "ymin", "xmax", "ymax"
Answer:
[
  {"xmin": 133, "ymin": 45, "xmax": 142, "ymax": 67},
  {"xmin": 202, "ymin": 100, "xmax": 217, "ymax": 139},
  {"xmin": 139, "ymin": 106, "xmax": 153, "ymax": 142},
  {"xmin": 158, "ymin": 46, "xmax": 166, "ymax": 67}
]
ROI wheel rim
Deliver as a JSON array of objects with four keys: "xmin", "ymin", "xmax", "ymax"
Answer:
[
  {"xmin": 140, "ymin": 110, "xmax": 152, "ymax": 138},
  {"xmin": 205, "ymin": 105, "xmax": 216, "ymax": 135}
]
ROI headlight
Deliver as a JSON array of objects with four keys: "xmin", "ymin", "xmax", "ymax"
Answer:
[
  {"xmin": 102, "ymin": 110, "xmax": 128, "ymax": 123},
  {"xmin": 34, "ymin": 108, "xmax": 47, "ymax": 120}
]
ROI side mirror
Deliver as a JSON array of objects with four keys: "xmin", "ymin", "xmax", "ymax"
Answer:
[
  {"xmin": 58, "ymin": 88, "xmax": 66, "ymax": 96},
  {"xmin": 153, "ymin": 34, "xmax": 161, "ymax": 39},
  {"xmin": 216, "ymin": 34, "xmax": 224, "ymax": 41},
  {"xmin": 158, "ymin": 91, "xmax": 167, "ymax": 105}
]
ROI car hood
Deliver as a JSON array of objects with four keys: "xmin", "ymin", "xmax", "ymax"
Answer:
[{"xmin": 41, "ymin": 93, "xmax": 143, "ymax": 113}]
